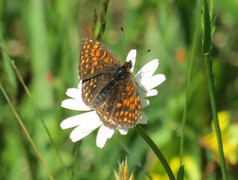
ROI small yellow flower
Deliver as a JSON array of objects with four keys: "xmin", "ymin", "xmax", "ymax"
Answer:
[
  {"xmin": 203, "ymin": 111, "xmax": 238, "ymax": 164},
  {"xmin": 148, "ymin": 156, "xmax": 200, "ymax": 180}
]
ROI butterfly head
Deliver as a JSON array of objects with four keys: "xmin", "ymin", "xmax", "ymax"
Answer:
[
  {"xmin": 124, "ymin": 60, "xmax": 132, "ymax": 69},
  {"xmin": 114, "ymin": 61, "xmax": 132, "ymax": 80}
]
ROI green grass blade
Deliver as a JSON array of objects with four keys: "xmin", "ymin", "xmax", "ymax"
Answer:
[
  {"xmin": 10, "ymin": 59, "xmax": 72, "ymax": 179},
  {"xmin": 179, "ymin": 0, "xmax": 203, "ymax": 167},
  {"xmin": 0, "ymin": 82, "xmax": 54, "ymax": 180},
  {"xmin": 202, "ymin": 0, "xmax": 228, "ymax": 179}
]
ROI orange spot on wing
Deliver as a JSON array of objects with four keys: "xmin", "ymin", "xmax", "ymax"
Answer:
[
  {"xmin": 92, "ymin": 61, "xmax": 98, "ymax": 66},
  {"xmin": 123, "ymin": 99, "xmax": 127, "ymax": 106},
  {"xmin": 123, "ymin": 117, "xmax": 128, "ymax": 122},
  {"xmin": 134, "ymin": 98, "xmax": 137, "ymax": 105},
  {"xmin": 129, "ymin": 113, "xmax": 132, "ymax": 118},
  {"xmin": 101, "ymin": 52, "xmax": 107, "ymax": 59},
  {"xmin": 93, "ymin": 45, "xmax": 99, "ymax": 49},
  {"xmin": 117, "ymin": 103, "xmax": 122, "ymax": 108},
  {"xmin": 130, "ymin": 104, "xmax": 133, "ymax": 110},
  {"xmin": 95, "ymin": 49, "xmax": 100, "ymax": 56},
  {"xmin": 126, "ymin": 100, "xmax": 130, "ymax": 107},
  {"xmin": 130, "ymin": 96, "xmax": 135, "ymax": 103},
  {"xmin": 126, "ymin": 85, "xmax": 131, "ymax": 91},
  {"xmin": 103, "ymin": 56, "xmax": 110, "ymax": 63},
  {"xmin": 104, "ymin": 56, "xmax": 111, "ymax": 63},
  {"xmin": 90, "ymin": 67, "xmax": 95, "ymax": 73},
  {"xmin": 132, "ymin": 113, "xmax": 135, "ymax": 118}
]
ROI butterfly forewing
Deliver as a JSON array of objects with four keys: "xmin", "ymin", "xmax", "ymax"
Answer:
[{"xmin": 79, "ymin": 37, "xmax": 121, "ymax": 80}]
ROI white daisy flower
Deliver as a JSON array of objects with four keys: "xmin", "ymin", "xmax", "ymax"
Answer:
[{"xmin": 60, "ymin": 49, "xmax": 166, "ymax": 148}]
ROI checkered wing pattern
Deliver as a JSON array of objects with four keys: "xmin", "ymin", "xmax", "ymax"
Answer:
[
  {"xmin": 81, "ymin": 73, "xmax": 113, "ymax": 107},
  {"xmin": 79, "ymin": 37, "xmax": 122, "ymax": 80},
  {"xmin": 96, "ymin": 73, "xmax": 142, "ymax": 128}
]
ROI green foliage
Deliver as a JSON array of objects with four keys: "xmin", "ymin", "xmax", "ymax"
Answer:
[{"xmin": 0, "ymin": 0, "xmax": 238, "ymax": 179}]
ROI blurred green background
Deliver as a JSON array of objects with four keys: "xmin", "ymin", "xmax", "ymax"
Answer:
[{"xmin": 0, "ymin": 0, "xmax": 238, "ymax": 179}]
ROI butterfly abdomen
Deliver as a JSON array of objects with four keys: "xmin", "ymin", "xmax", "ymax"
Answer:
[{"xmin": 93, "ymin": 79, "xmax": 117, "ymax": 108}]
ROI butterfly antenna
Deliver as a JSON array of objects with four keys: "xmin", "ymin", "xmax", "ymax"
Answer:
[
  {"xmin": 120, "ymin": 25, "xmax": 125, "ymax": 48},
  {"xmin": 120, "ymin": 25, "xmax": 126, "ymax": 58},
  {"xmin": 132, "ymin": 49, "xmax": 152, "ymax": 72},
  {"xmin": 136, "ymin": 49, "xmax": 151, "ymax": 59}
]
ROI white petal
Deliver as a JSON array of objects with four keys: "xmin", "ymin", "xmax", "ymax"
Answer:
[
  {"xmin": 126, "ymin": 49, "xmax": 137, "ymax": 73},
  {"xmin": 139, "ymin": 113, "xmax": 149, "ymax": 124},
  {"xmin": 106, "ymin": 127, "xmax": 115, "ymax": 138},
  {"xmin": 135, "ymin": 59, "xmax": 159, "ymax": 82},
  {"xmin": 96, "ymin": 125, "xmax": 115, "ymax": 148},
  {"xmin": 60, "ymin": 111, "xmax": 101, "ymax": 129},
  {"xmin": 61, "ymin": 99, "xmax": 91, "ymax": 111},
  {"xmin": 69, "ymin": 118, "xmax": 102, "ymax": 142},
  {"xmin": 141, "ymin": 98, "xmax": 150, "ymax": 108},
  {"xmin": 118, "ymin": 127, "xmax": 129, "ymax": 135},
  {"xmin": 66, "ymin": 88, "xmax": 82, "ymax": 100},
  {"xmin": 77, "ymin": 81, "xmax": 83, "ymax": 89},
  {"xmin": 141, "ymin": 74, "xmax": 166, "ymax": 91},
  {"xmin": 146, "ymin": 89, "xmax": 158, "ymax": 97}
]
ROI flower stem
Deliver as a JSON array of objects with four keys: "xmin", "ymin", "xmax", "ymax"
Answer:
[{"xmin": 135, "ymin": 125, "xmax": 175, "ymax": 180}]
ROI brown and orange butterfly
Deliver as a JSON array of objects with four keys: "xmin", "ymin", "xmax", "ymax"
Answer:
[{"xmin": 79, "ymin": 37, "xmax": 142, "ymax": 129}]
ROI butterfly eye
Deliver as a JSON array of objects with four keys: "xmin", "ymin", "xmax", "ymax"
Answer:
[
  {"xmin": 128, "ymin": 61, "xmax": 132, "ymax": 69},
  {"xmin": 126, "ymin": 61, "xmax": 132, "ymax": 69}
]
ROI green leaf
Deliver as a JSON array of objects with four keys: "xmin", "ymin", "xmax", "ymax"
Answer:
[{"xmin": 177, "ymin": 165, "xmax": 184, "ymax": 180}]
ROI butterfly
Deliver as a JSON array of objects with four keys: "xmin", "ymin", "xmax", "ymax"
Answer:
[{"xmin": 79, "ymin": 37, "xmax": 142, "ymax": 129}]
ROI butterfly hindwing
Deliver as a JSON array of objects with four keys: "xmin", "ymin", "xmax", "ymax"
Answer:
[
  {"xmin": 82, "ymin": 73, "xmax": 114, "ymax": 107},
  {"xmin": 96, "ymin": 73, "xmax": 142, "ymax": 128}
]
